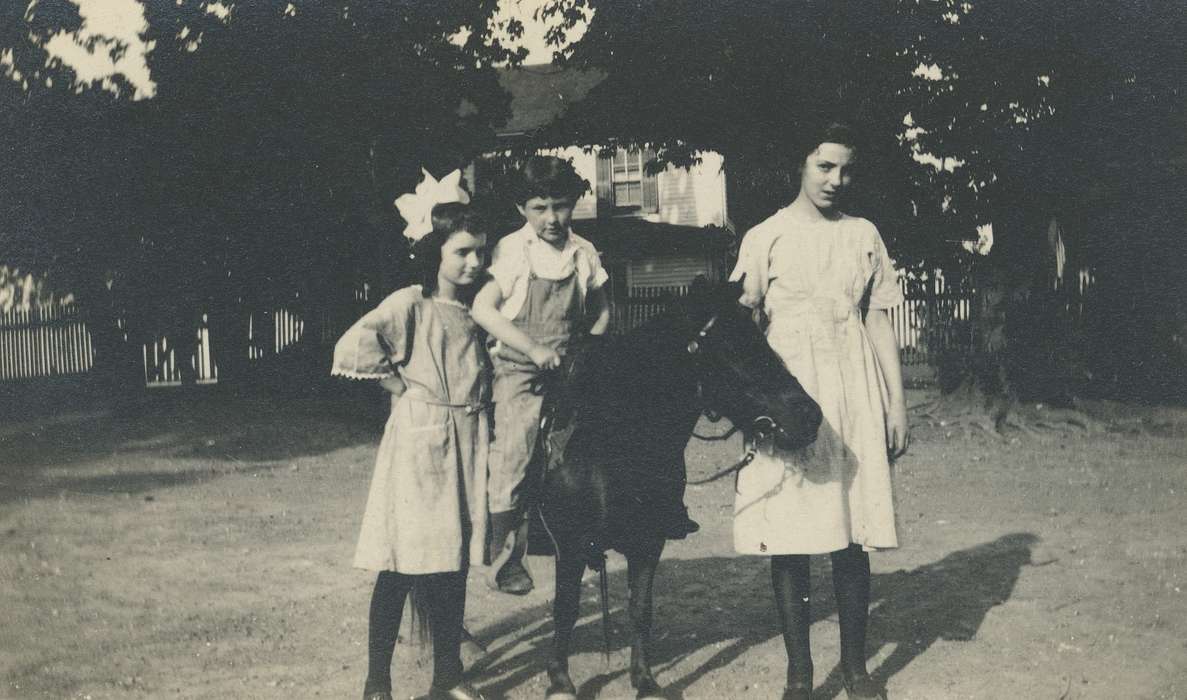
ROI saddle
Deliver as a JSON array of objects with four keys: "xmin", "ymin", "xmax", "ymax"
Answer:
[{"xmin": 523, "ymin": 339, "xmax": 603, "ymax": 555}]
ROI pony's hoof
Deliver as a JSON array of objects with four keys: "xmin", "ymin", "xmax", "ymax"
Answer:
[
  {"xmin": 633, "ymin": 676, "xmax": 663, "ymax": 699},
  {"xmin": 782, "ymin": 682, "xmax": 812, "ymax": 700},
  {"xmin": 544, "ymin": 681, "xmax": 577, "ymax": 700},
  {"xmin": 842, "ymin": 673, "xmax": 887, "ymax": 700}
]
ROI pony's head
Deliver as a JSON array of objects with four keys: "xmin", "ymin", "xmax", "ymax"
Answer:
[{"xmin": 679, "ymin": 276, "xmax": 821, "ymax": 451}]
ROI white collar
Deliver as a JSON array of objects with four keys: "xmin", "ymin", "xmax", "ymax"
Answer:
[{"xmin": 517, "ymin": 223, "xmax": 581, "ymax": 263}]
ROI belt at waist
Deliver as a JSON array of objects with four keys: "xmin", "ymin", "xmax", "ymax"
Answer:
[
  {"xmin": 766, "ymin": 296, "xmax": 860, "ymax": 324},
  {"xmin": 399, "ymin": 391, "xmax": 489, "ymax": 415}
]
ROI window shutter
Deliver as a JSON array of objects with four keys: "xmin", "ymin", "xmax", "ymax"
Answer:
[
  {"xmin": 641, "ymin": 148, "xmax": 659, "ymax": 214},
  {"xmin": 595, "ymin": 152, "xmax": 613, "ymax": 218}
]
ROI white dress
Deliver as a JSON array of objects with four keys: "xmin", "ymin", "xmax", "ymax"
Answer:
[{"xmin": 730, "ymin": 207, "xmax": 903, "ymax": 555}]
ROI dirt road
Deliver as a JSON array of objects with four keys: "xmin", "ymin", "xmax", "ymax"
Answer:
[{"xmin": 2, "ymin": 390, "xmax": 1185, "ymax": 699}]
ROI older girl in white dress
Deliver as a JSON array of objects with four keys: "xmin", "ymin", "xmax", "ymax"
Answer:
[
  {"xmin": 333, "ymin": 172, "xmax": 489, "ymax": 700},
  {"xmin": 730, "ymin": 124, "xmax": 909, "ymax": 700}
]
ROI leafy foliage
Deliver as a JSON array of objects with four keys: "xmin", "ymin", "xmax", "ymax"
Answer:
[
  {"xmin": 531, "ymin": 0, "xmax": 1187, "ymax": 403},
  {"xmin": 1, "ymin": 0, "xmax": 516, "ymax": 386}
]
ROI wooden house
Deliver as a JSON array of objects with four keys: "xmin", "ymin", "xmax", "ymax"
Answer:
[{"xmin": 484, "ymin": 67, "xmax": 735, "ymax": 330}]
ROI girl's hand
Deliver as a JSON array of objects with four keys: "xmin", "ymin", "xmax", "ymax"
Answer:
[
  {"xmin": 379, "ymin": 375, "xmax": 406, "ymax": 397},
  {"xmin": 528, "ymin": 345, "xmax": 562, "ymax": 370},
  {"xmin": 886, "ymin": 399, "xmax": 909, "ymax": 459}
]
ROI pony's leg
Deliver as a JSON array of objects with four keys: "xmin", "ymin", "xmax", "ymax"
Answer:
[
  {"xmin": 545, "ymin": 547, "xmax": 586, "ymax": 700},
  {"xmin": 626, "ymin": 537, "xmax": 665, "ymax": 698}
]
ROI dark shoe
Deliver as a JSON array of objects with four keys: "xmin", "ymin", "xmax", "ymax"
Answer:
[
  {"xmin": 782, "ymin": 681, "xmax": 812, "ymax": 700},
  {"xmin": 487, "ymin": 511, "xmax": 534, "ymax": 594},
  {"xmin": 485, "ymin": 510, "xmax": 516, "ymax": 565},
  {"xmin": 494, "ymin": 557, "xmax": 534, "ymax": 595},
  {"xmin": 428, "ymin": 681, "xmax": 486, "ymax": 700},
  {"xmin": 843, "ymin": 673, "xmax": 887, "ymax": 700}
]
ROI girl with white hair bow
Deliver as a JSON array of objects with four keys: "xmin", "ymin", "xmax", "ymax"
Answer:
[{"xmin": 333, "ymin": 169, "xmax": 490, "ymax": 700}]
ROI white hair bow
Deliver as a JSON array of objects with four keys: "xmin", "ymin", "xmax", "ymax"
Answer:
[{"xmin": 393, "ymin": 168, "xmax": 471, "ymax": 242}]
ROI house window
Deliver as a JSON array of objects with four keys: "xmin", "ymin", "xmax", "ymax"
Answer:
[
  {"xmin": 596, "ymin": 147, "xmax": 659, "ymax": 216},
  {"xmin": 612, "ymin": 149, "xmax": 644, "ymax": 208}
]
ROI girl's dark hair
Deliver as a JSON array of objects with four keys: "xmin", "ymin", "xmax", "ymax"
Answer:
[
  {"xmin": 515, "ymin": 155, "xmax": 589, "ymax": 204},
  {"xmin": 411, "ymin": 201, "xmax": 486, "ymax": 301},
  {"xmin": 794, "ymin": 120, "xmax": 863, "ymax": 171}
]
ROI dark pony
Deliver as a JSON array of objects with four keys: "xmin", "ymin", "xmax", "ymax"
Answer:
[{"xmin": 534, "ymin": 277, "xmax": 822, "ymax": 699}]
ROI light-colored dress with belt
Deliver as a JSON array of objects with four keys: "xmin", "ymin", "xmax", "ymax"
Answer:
[
  {"xmin": 730, "ymin": 208, "xmax": 904, "ymax": 555},
  {"xmin": 332, "ymin": 286, "xmax": 491, "ymax": 574}
]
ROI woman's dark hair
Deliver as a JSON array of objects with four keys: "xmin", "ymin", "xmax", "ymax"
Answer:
[
  {"xmin": 411, "ymin": 201, "xmax": 486, "ymax": 302},
  {"xmin": 796, "ymin": 120, "xmax": 862, "ymax": 164},
  {"xmin": 515, "ymin": 155, "xmax": 589, "ymax": 204}
]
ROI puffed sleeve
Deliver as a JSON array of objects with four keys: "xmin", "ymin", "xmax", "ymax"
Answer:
[
  {"xmin": 728, "ymin": 224, "xmax": 776, "ymax": 309},
  {"xmin": 866, "ymin": 226, "xmax": 905, "ymax": 310},
  {"xmin": 583, "ymin": 242, "xmax": 610, "ymax": 290},
  {"xmin": 487, "ymin": 235, "xmax": 523, "ymax": 298},
  {"xmin": 330, "ymin": 288, "xmax": 416, "ymax": 379}
]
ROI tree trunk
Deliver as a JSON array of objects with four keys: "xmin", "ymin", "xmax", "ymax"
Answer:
[{"xmin": 80, "ymin": 285, "xmax": 144, "ymax": 410}]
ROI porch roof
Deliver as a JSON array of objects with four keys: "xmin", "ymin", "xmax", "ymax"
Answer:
[{"xmin": 578, "ymin": 219, "xmax": 735, "ymax": 258}]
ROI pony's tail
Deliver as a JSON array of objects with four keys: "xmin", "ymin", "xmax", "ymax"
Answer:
[{"xmin": 407, "ymin": 580, "xmax": 433, "ymax": 646}]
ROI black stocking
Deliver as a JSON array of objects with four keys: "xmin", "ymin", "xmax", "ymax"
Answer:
[
  {"xmin": 830, "ymin": 544, "xmax": 872, "ymax": 680},
  {"xmin": 771, "ymin": 554, "xmax": 813, "ymax": 687},
  {"xmin": 364, "ymin": 570, "xmax": 415, "ymax": 696},
  {"xmin": 423, "ymin": 569, "xmax": 469, "ymax": 690}
]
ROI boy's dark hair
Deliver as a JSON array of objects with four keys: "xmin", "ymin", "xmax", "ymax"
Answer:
[
  {"xmin": 412, "ymin": 202, "xmax": 487, "ymax": 302},
  {"xmin": 515, "ymin": 155, "xmax": 589, "ymax": 205}
]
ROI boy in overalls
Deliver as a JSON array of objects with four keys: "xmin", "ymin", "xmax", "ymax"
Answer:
[{"xmin": 473, "ymin": 156, "xmax": 700, "ymax": 595}]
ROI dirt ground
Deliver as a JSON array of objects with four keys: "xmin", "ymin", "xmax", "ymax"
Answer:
[{"xmin": 2, "ymin": 387, "xmax": 1186, "ymax": 699}]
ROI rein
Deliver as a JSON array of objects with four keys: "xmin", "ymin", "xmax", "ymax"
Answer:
[
  {"xmin": 686, "ymin": 415, "xmax": 776, "ymax": 487},
  {"xmin": 691, "ymin": 421, "xmax": 741, "ymax": 441},
  {"xmin": 686, "ymin": 444, "xmax": 757, "ymax": 486}
]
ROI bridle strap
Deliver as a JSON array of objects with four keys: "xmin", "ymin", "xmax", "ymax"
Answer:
[
  {"xmin": 687, "ymin": 445, "xmax": 756, "ymax": 486},
  {"xmin": 687, "ymin": 415, "xmax": 777, "ymax": 488}
]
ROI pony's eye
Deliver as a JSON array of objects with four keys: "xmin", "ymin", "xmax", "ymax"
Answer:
[{"xmin": 687, "ymin": 340, "xmax": 700, "ymax": 354}]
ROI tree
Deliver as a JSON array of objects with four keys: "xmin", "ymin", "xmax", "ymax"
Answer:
[
  {"xmin": 530, "ymin": 0, "xmax": 1187, "ymax": 424},
  {"xmin": 1, "ymin": 0, "xmax": 517, "ymax": 393}
]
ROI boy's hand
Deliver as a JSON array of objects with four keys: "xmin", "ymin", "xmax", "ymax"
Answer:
[{"xmin": 528, "ymin": 345, "xmax": 562, "ymax": 370}]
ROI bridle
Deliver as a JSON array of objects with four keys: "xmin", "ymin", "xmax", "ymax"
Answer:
[
  {"xmin": 686, "ymin": 415, "xmax": 777, "ymax": 487},
  {"xmin": 684, "ymin": 312, "xmax": 780, "ymax": 487}
]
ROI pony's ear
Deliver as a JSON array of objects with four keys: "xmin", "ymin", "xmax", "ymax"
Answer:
[
  {"xmin": 688, "ymin": 274, "xmax": 714, "ymax": 303},
  {"xmin": 724, "ymin": 277, "xmax": 745, "ymax": 304}
]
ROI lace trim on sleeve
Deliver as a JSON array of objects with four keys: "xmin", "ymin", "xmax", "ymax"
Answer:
[{"xmin": 330, "ymin": 367, "xmax": 395, "ymax": 381}]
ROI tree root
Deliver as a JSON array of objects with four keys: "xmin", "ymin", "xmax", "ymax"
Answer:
[{"xmin": 911, "ymin": 389, "xmax": 1107, "ymax": 440}]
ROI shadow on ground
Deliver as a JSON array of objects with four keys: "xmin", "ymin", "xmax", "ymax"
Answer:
[
  {"xmin": 0, "ymin": 381, "xmax": 389, "ymax": 504},
  {"xmin": 468, "ymin": 533, "xmax": 1038, "ymax": 699}
]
